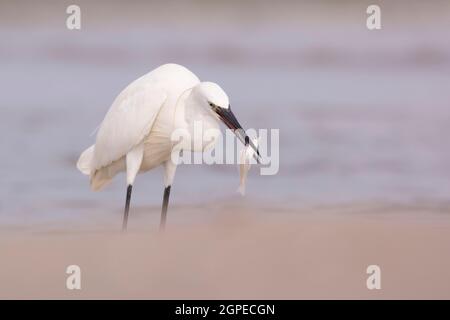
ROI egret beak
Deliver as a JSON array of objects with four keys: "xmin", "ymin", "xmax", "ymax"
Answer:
[{"xmin": 215, "ymin": 106, "xmax": 261, "ymax": 164}]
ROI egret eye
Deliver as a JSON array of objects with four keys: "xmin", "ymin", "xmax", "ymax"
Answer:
[{"xmin": 208, "ymin": 102, "xmax": 214, "ymax": 107}]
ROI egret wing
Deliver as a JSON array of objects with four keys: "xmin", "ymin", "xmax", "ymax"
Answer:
[{"xmin": 92, "ymin": 83, "xmax": 167, "ymax": 171}]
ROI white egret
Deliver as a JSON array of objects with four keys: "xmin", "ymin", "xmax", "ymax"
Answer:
[{"xmin": 77, "ymin": 63, "xmax": 260, "ymax": 230}]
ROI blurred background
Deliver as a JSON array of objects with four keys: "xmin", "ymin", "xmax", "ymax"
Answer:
[{"xmin": 1, "ymin": 0, "xmax": 450, "ymax": 230}]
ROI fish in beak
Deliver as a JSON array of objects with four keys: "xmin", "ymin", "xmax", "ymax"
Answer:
[{"xmin": 215, "ymin": 105, "xmax": 261, "ymax": 164}]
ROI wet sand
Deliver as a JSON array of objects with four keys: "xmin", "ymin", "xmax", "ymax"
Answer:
[{"xmin": 1, "ymin": 204, "xmax": 450, "ymax": 299}]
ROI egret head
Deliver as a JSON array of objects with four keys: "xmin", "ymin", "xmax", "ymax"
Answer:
[
  {"xmin": 194, "ymin": 82, "xmax": 230, "ymax": 111},
  {"xmin": 192, "ymin": 82, "xmax": 261, "ymax": 162}
]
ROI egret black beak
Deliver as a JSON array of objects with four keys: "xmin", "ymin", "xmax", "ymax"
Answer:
[{"xmin": 215, "ymin": 106, "xmax": 261, "ymax": 163}]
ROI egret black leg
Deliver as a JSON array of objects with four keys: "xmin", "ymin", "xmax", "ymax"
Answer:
[
  {"xmin": 122, "ymin": 184, "xmax": 132, "ymax": 231},
  {"xmin": 160, "ymin": 185, "xmax": 171, "ymax": 230}
]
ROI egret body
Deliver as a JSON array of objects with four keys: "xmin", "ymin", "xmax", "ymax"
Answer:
[{"xmin": 77, "ymin": 64, "xmax": 259, "ymax": 230}]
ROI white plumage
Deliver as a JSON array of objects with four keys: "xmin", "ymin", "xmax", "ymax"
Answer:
[
  {"xmin": 78, "ymin": 63, "xmax": 200, "ymax": 190},
  {"xmin": 77, "ymin": 63, "xmax": 259, "ymax": 230}
]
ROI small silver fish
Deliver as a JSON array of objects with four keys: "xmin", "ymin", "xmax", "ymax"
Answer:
[{"xmin": 237, "ymin": 138, "xmax": 258, "ymax": 196}]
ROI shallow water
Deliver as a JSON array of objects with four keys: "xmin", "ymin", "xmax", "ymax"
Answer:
[{"xmin": 1, "ymin": 1, "xmax": 450, "ymax": 228}]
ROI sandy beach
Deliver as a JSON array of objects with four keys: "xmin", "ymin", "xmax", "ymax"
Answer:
[{"xmin": 1, "ymin": 203, "xmax": 450, "ymax": 299}]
